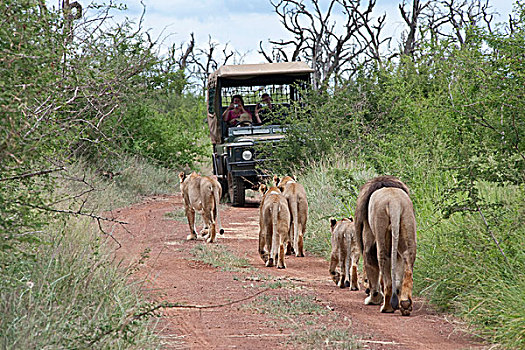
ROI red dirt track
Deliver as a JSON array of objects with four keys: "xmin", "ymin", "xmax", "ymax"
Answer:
[{"xmin": 109, "ymin": 193, "xmax": 486, "ymax": 350}]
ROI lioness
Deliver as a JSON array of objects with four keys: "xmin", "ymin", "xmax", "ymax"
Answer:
[
  {"xmin": 179, "ymin": 172, "xmax": 224, "ymax": 243},
  {"xmin": 258, "ymin": 184, "xmax": 291, "ymax": 268},
  {"xmin": 354, "ymin": 176, "xmax": 416, "ymax": 316},
  {"xmin": 274, "ymin": 175, "xmax": 308, "ymax": 257},
  {"xmin": 329, "ymin": 217, "xmax": 360, "ymax": 290}
]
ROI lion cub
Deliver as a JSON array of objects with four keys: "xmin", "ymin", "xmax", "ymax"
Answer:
[
  {"xmin": 179, "ymin": 172, "xmax": 224, "ymax": 243},
  {"xmin": 274, "ymin": 175, "xmax": 308, "ymax": 257},
  {"xmin": 329, "ymin": 217, "xmax": 361, "ymax": 290},
  {"xmin": 258, "ymin": 184, "xmax": 291, "ymax": 268}
]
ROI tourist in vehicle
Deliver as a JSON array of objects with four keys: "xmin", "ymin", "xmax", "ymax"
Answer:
[
  {"xmin": 223, "ymin": 94, "xmax": 252, "ymax": 126},
  {"xmin": 255, "ymin": 93, "xmax": 273, "ymax": 125}
]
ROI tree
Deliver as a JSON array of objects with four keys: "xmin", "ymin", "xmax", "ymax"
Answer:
[
  {"xmin": 397, "ymin": 0, "xmax": 497, "ymax": 57},
  {"xmin": 0, "ymin": 0, "xmax": 158, "ymax": 251},
  {"xmin": 261, "ymin": 0, "xmax": 390, "ymax": 89}
]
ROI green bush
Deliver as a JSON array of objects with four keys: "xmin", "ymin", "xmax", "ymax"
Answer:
[{"xmin": 120, "ymin": 95, "xmax": 210, "ymax": 168}]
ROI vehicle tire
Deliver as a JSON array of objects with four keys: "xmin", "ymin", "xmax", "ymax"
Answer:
[{"xmin": 228, "ymin": 173, "xmax": 245, "ymax": 207}]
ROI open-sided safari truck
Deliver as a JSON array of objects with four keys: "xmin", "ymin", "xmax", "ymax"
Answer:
[{"xmin": 206, "ymin": 62, "xmax": 313, "ymax": 206}]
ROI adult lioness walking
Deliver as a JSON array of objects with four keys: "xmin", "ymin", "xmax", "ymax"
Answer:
[
  {"xmin": 258, "ymin": 184, "xmax": 291, "ymax": 269},
  {"xmin": 274, "ymin": 175, "xmax": 308, "ymax": 257},
  {"xmin": 179, "ymin": 172, "xmax": 224, "ymax": 243},
  {"xmin": 354, "ymin": 176, "xmax": 416, "ymax": 316}
]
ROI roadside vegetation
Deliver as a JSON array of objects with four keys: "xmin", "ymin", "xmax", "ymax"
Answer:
[
  {"xmin": 1, "ymin": 0, "xmax": 523, "ymax": 349},
  {"xmin": 272, "ymin": 4, "xmax": 525, "ymax": 348},
  {"xmin": 0, "ymin": 1, "xmax": 203, "ymax": 348}
]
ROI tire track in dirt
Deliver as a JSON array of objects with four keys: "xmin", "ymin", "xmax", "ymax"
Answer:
[{"xmin": 109, "ymin": 193, "xmax": 486, "ymax": 350}]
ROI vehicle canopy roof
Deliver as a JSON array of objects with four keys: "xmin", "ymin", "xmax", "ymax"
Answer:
[
  {"xmin": 206, "ymin": 62, "xmax": 313, "ymax": 144},
  {"xmin": 208, "ymin": 61, "xmax": 313, "ymax": 87}
]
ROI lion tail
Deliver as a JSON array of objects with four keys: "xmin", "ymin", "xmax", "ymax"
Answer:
[
  {"xmin": 290, "ymin": 195, "xmax": 299, "ymax": 253},
  {"xmin": 390, "ymin": 200, "xmax": 401, "ymax": 311},
  {"xmin": 271, "ymin": 200, "xmax": 280, "ymax": 259},
  {"xmin": 213, "ymin": 184, "xmax": 224, "ymax": 235}
]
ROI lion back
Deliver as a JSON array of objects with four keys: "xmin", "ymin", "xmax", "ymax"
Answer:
[{"xmin": 354, "ymin": 176, "xmax": 410, "ymax": 252}]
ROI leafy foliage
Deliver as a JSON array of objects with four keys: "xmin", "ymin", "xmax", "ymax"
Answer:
[
  {"xmin": 0, "ymin": 1, "xmax": 208, "ymax": 348},
  {"xmin": 273, "ymin": 3, "xmax": 524, "ymax": 348}
]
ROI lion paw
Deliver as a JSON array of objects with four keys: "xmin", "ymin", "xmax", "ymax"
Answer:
[
  {"xmin": 331, "ymin": 271, "xmax": 341, "ymax": 285},
  {"xmin": 365, "ymin": 291, "xmax": 383, "ymax": 305},
  {"xmin": 380, "ymin": 303, "xmax": 395, "ymax": 313},
  {"xmin": 186, "ymin": 234, "xmax": 197, "ymax": 240},
  {"xmin": 400, "ymin": 299, "xmax": 412, "ymax": 316}
]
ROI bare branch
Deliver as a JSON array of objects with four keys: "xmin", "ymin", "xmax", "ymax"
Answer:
[
  {"xmin": 258, "ymin": 41, "xmax": 274, "ymax": 63},
  {"xmin": 0, "ymin": 167, "xmax": 65, "ymax": 182}
]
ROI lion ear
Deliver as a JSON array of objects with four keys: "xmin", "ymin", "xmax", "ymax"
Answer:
[
  {"xmin": 330, "ymin": 218, "xmax": 337, "ymax": 228},
  {"xmin": 273, "ymin": 175, "xmax": 280, "ymax": 186},
  {"xmin": 348, "ymin": 216, "xmax": 354, "ymax": 222},
  {"xmin": 179, "ymin": 172, "xmax": 186, "ymax": 181},
  {"xmin": 259, "ymin": 184, "xmax": 267, "ymax": 194}
]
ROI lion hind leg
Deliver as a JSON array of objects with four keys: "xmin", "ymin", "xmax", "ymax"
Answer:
[
  {"xmin": 380, "ymin": 280, "xmax": 395, "ymax": 313},
  {"xmin": 285, "ymin": 224, "xmax": 294, "ymax": 255},
  {"xmin": 277, "ymin": 234, "xmax": 286, "ymax": 269},
  {"xmin": 378, "ymin": 254, "xmax": 395, "ymax": 313},
  {"xmin": 202, "ymin": 210, "xmax": 216, "ymax": 243},
  {"xmin": 296, "ymin": 218, "xmax": 305, "ymax": 257},
  {"xmin": 329, "ymin": 249, "xmax": 341, "ymax": 286},
  {"xmin": 399, "ymin": 252, "xmax": 415, "ymax": 316},
  {"xmin": 363, "ymin": 236, "xmax": 382, "ymax": 305},
  {"xmin": 350, "ymin": 256, "xmax": 359, "ymax": 291},
  {"xmin": 342, "ymin": 246, "xmax": 350, "ymax": 288},
  {"xmin": 185, "ymin": 208, "xmax": 198, "ymax": 240}
]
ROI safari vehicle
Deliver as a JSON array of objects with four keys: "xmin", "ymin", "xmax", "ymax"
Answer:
[{"xmin": 206, "ymin": 62, "xmax": 313, "ymax": 206}]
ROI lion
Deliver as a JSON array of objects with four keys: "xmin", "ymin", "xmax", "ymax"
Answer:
[
  {"xmin": 354, "ymin": 176, "xmax": 416, "ymax": 316},
  {"xmin": 274, "ymin": 175, "xmax": 308, "ymax": 257},
  {"xmin": 179, "ymin": 172, "xmax": 224, "ymax": 243},
  {"xmin": 258, "ymin": 184, "xmax": 291, "ymax": 268},
  {"xmin": 329, "ymin": 217, "xmax": 361, "ymax": 290}
]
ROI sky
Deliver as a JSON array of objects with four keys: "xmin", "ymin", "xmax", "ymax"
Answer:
[{"xmin": 49, "ymin": 0, "xmax": 516, "ymax": 63}]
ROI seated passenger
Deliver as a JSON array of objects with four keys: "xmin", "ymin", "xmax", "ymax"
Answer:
[
  {"xmin": 255, "ymin": 93, "xmax": 273, "ymax": 125},
  {"xmin": 222, "ymin": 94, "xmax": 252, "ymax": 127}
]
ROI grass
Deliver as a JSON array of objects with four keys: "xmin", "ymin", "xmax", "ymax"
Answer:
[
  {"xmin": 250, "ymin": 294, "xmax": 328, "ymax": 317},
  {"xmin": 0, "ymin": 155, "xmax": 180, "ymax": 349},
  {"xmin": 164, "ymin": 207, "xmax": 192, "ymax": 222},
  {"xmin": 190, "ymin": 243, "xmax": 252, "ymax": 272},
  {"xmin": 291, "ymin": 327, "xmax": 362, "ymax": 350},
  {"xmin": 246, "ymin": 292, "xmax": 362, "ymax": 349},
  {"xmin": 412, "ymin": 181, "xmax": 525, "ymax": 349},
  {"xmin": 0, "ymin": 209, "xmax": 158, "ymax": 349},
  {"xmin": 291, "ymin": 156, "xmax": 375, "ymax": 258}
]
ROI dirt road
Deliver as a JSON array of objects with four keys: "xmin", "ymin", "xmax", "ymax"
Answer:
[{"xmin": 109, "ymin": 193, "xmax": 485, "ymax": 350}]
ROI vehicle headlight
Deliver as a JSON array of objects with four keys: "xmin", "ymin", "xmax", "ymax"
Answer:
[{"xmin": 242, "ymin": 150, "xmax": 253, "ymax": 161}]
